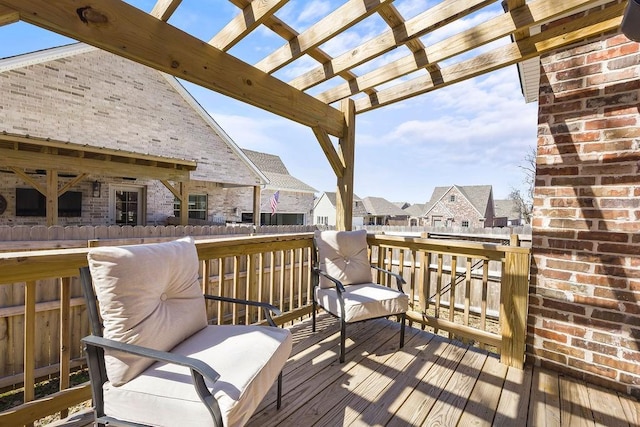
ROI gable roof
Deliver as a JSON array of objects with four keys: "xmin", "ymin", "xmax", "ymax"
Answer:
[
  {"xmin": 362, "ymin": 197, "xmax": 407, "ymax": 217},
  {"xmin": 404, "ymin": 203, "xmax": 426, "ymax": 217},
  {"xmin": 243, "ymin": 149, "xmax": 316, "ymax": 193},
  {"xmin": 0, "ymin": 43, "xmax": 267, "ymax": 186},
  {"xmin": 424, "ymin": 185, "xmax": 493, "ymax": 217},
  {"xmin": 494, "ymin": 199, "xmax": 521, "ymax": 219},
  {"xmin": 316, "ymin": 192, "xmax": 367, "ymax": 216}
]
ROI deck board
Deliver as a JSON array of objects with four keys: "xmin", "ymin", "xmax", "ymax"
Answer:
[
  {"xmin": 250, "ymin": 315, "xmax": 640, "ymax": 427},
  {"xmin": 51, "ymin": 315, "xmax": 640, "ymax": 427}
]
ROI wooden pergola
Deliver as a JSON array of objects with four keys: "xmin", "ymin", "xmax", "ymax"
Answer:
[{"xmin": 0, "ymin": 0, "xmax": 625, "ymax": 230}]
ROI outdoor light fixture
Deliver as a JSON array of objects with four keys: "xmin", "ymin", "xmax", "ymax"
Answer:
[
  {"xmin": 621, "ymin": 0, "xmax": 640, "ymax": 42},
  {"xmin": 92, "ymin": 181, "xmax": 101, "ymax": 198}
]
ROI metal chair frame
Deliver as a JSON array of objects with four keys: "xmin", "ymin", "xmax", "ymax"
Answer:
[{"xmin": 79, "ymin": 266, "xmax": 284, "ymax": 427}]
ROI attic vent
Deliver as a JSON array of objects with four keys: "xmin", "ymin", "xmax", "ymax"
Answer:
[{"xmin": 450, "ymin": 195, "xmax": 456, "ymax": 202}]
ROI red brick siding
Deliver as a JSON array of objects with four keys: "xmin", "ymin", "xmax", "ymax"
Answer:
[{"xmin": 531, "ymin": 29, "xmax": 640, "ymax": 397}]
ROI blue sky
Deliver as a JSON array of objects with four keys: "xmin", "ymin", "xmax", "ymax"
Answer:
[{"xmin": 0, "ymin": 0, "xmax": 539, "ymax": 204}]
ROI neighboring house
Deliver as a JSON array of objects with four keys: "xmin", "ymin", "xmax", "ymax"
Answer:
[
  {"xmin": 0, "ymin": 43, "xmax": 269, "ymax": 226},
  {"xmin": 423, "ymin": 185, "xmax": 495, "ymax": 229},
  {"xmin": 361, "ymin": 197, "xmax": 408, "ymax": 226},
  {"xmin": 493, "ymin": 199, "xmax": 522, "ymax": 227},
  {"xmin": 229, "ymin": 149, "xmax": 317, "ymax": 225},
  {"xmin": 403, "ymin": 203, "xmax": 426, "ymax": 226},
  {"xmin": 313, "ymin": 192, "xmax": 366, "ymax": 227}
]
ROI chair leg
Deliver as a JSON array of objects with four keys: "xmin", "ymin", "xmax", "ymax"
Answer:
[
  {"xmin": 339, "ymin": 318, "xmax": 346, "ymax": 363},
  {"xmin": 399, "ymin": 313, "xmax": 406, "ymax": 349},
  {"xmin": 312, "ymin": 298, "xmax": 317, "ymax": 332},
  {"xmin": 276, "ymin": 372, "xmax": 283, "ymax": 409}
]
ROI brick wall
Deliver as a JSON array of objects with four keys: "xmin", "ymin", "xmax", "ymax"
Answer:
[
  {"xmin": 531, "ymin": 30, "xmax": 640, "ymax": 396},
  {"xmin": 0, "ymin": 46, "xmax": 260, "ymax": 185}
]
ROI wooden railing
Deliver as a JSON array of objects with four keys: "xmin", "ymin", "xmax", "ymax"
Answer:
[{"xmin": 0, "ymin": 232, "xmax": 530, "ymax": 426}]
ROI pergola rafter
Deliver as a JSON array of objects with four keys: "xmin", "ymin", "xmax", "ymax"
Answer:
[{"xmin": 0, "ymin": 0, "xmax": 626, "ymax": 230}]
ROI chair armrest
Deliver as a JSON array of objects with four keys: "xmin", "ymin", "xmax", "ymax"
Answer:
[
  {"xmin": 312, "ymin": 267, "xmax": 346, "ymax": 293},
  {"xmin": 370, "ymin": 265, "xmax": 406, "ymax": 293},
  {"xmin": 82, "ymin": 334, "xmax": 220, "ymax": 383},
  {"xmin": 203, "ymin": 295, "xmax": 281, "ymax": 327}
]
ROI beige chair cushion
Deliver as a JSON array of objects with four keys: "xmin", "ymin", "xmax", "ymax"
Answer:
[
  {"xmin": 315, "ymin": 229, "xmax": 372, "ymax": 289},
  {"xmin": 87, "ymin": 237, "xmax": 207, "ymax": 386},
  {"xmin": 315, "ymin": 283, "xmax": 408, "ymax": 323},
  {"xmin": 103, "ymin": 324, "xmax": 293, "ymax": 427}
]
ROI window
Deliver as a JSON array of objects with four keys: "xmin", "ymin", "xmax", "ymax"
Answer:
[
  {"xmin": 174, "ymin": 194, "xmax": 207, "ymax": 220},
  {"xmin": 316, "ymin": 216, "xmax": 328, "ymax": 225},
  {"xmin": 462, "ymin": 220, "xmax": 470, "ymax": 227},
  {"xmin": 450, "ymin": 195, "xmax": 456, "ymax": 202},
  {"xmin": 15, "ymin": 188, "xmax": 82, "ymax": 217},
  {"xmin": 114, "ymin": 188, "xmax": 143, "ymax": 225}
]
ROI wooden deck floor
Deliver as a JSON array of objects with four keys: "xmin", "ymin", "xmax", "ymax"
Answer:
[
  {"xmin": 52, "ymin": 314, "xmax": 640, "ymax": 426},
  {"xmin": 248, "ymin": 315, "xmax": 640, "ymax": 427}
]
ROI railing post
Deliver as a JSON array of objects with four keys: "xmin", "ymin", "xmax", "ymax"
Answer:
[{"xmin": 500, "ymin": 241, "xmax": 529, "ymax": 369}]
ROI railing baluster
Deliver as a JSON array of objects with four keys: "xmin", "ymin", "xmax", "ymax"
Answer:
[
  {"xmin": 217, "ymin": 257, "xmax": 223, "ymax": 326},
  {"xmin": 449, "ymin": 256, "xmax": 457, "ymax": 340},
  {"xmin": 464, "ymin": 257, "xmax": 471, "ymax": 328},
  {"xmin": 289, "ymin": 249, "xmax": 295, "ymax": 313},
  {"xmin": 233, "ymin": 255, "xmax": 240, "ymax": 325},
  {"xmin": 278, "ymin": 250, "xmax": 285, "ymax": 313},
  {"xmin": 409, "ymin": 250, "xmax": 416, "ymax": 310},
  {"xmin": 246, "ymin": 254, "xmax": 252, "ymax": 325},
  {"xmin": 269, "ymin": 251, "xmax": 276, "ymax": 309},
  {"xmin": 257, "ymin": 253, "xmax": 264, "ymax": 322},
  {"xmin": 435, "ymin": 254, "xmax": 443, "ymax": 334},
  {"xmin": 297, "ymin": 248, "xmax": 303, "ymax": 309},
  {"xmin": 480, "ymin": 260, "xmax": 489, "ymax": 350}
]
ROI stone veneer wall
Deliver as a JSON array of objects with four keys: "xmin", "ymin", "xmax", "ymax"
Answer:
[{"xmin": 530, "ymin": 27, "xmax": 640, "ymax": 396}]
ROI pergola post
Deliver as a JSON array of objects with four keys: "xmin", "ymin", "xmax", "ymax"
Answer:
[
  {"xmin": 335, "ymin": 99, "xmax": 355, "ymax": 231},
  {"xmin": 46, "ymin": 169, "xmax": 58, "ymax": 227},
  {"xmin": 179, "ymin": 181, "xmax": 189, "ymax": 226},
  {"xmin": 253, "ymin": 185, "xmax": 261, "ymax": 226}
]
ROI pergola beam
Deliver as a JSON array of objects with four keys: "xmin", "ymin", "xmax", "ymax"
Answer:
[
  {"xmin": 150, "ymin": 0, "xmax": 182, "ymax": 21},
  {"xmin": 318, "ymin": 0, "xmax": 602, "ymax": 104},
  {"xmin": 288, "ymin": 0, "xmax": 496, "ymax": 91},
  {"xmin": 210, "ymin": 0, "xmax": 288, "ymax": 52},
  {"xmin": 2, "ymin": 0, "xmax": 345, "ymax": 137},
  {"xmin": 0, "ymin": 148, "xmax": 192, "ymax": 181},
  {"xmin": 354, "ymin": 2, "xmax": 625, "ymax": 113},
  {"xmin": 255, "ymin": 0, "xmax": 393, "ymax": 74},
  {"xmin": 0, "ymin": 4, "xmax": 18, "ymax": 26}
]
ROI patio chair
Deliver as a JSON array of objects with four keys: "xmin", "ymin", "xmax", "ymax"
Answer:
[
  {"xmin": 79, "ymin": 237, "xmax": 292, "ymax": 427},
  {"xmin": 312, "ymin": 229, "xmax": 408, "ymax": 362}
]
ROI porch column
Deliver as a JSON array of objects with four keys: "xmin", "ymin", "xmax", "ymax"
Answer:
[
  {"xmin": 46, "ymin": 169, "xmax": 58, "ymax": 226},
  {"xmin": 336, "ymin": 99, "xmax": 355, "ymax": 231},
  {"xmin": 253, "ymin": 185, "xmax": 261, "ymax": 226},
  {"xmin": 179, "ymin": 181, "xmax": 189, "ymax": 226}
]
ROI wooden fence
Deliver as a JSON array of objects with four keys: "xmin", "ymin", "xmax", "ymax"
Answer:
[{"xmin": 0, "ymin": 231, "xmax": 530, "ymax": 426}]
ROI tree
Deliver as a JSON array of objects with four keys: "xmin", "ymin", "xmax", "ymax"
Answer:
[{"xmin": 510, "ymin": 146, "xmax": 536, "ymax": 224}]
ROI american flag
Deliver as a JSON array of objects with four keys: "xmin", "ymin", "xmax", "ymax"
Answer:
[{"xmin": 270, "ymin": 191, "xmax": 279, "ymax": 216}]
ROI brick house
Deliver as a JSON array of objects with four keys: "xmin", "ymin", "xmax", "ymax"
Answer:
[
  {"xmin": 422, "ymin": 185, "xmax": 496, "ymax": 229},
  {"xmin": 0, "ymin": 43, "xmax": 280, "ymax": 226}
]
